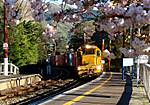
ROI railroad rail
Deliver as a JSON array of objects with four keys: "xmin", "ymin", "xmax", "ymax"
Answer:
[
  {"xmin": 0, "ymin": 79, "xmax": 75, "ymax": 105},
  {"xmin": 0, "ymin": 67, "xmax": 96, "ymax": 105}
]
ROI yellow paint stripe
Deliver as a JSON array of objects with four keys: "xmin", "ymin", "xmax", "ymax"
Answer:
[{"xmin": 63, "ymin": 72, "xmax": 112, "ymax": 105}]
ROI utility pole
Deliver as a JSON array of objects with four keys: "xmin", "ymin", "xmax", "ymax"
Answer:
[
  {"xmin": 3, "ymin": 0, "xmax": 9, "ymax": 76},
  {"xmin": 101, "ymin": 31, "xmax": 105, "ymax": 71},
  {"xmin": 108, "ymin": 40, "xmax": 111, "ymax": 71}
]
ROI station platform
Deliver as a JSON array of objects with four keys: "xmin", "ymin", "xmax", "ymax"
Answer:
[
  {"xmin": 0, "ymin": 74, "xmax": 42, "ymax": 90},
  {"xmin": 40, "ymin": 72, "xmax": 149, "ymax": 105}
]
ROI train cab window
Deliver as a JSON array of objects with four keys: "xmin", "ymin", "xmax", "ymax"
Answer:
[
  {"xmin": 97, "ymin": 51, "xmax": 100, "ymax": 56},
  {"xmin": 83, "ymin": 49, "xmax": 95, "ymax": 55}
]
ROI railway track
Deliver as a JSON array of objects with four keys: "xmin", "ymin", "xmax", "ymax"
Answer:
[
  {"xmin": 0, "ymin": 68, "xmax": 89, "ymax": 105},
  {"xmin": 0, "ymin": 67, "xmax": 98, "ymax": 105},
  {"xmin": 0, "ymin": 79, "xmax": 76, "ymax": 105},
  {"xmin": 19, "ymin": 77, "xmax": 97, "ymax": 105},
  {"xmin": 22, "ymin": 79, "xmax": 82, "ymax": 105}
]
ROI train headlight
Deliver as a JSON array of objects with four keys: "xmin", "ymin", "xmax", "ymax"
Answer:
[
  {"xmin": 77, "ymin": 67, "xmax": 81, "ymax": 70},
  {"xmin": 96, "ymin": 65, "xmax": 101, "ymax": 70},
  {"xmin": 85, "ymin": 45, "xmax": 91, "ymax": 49}
]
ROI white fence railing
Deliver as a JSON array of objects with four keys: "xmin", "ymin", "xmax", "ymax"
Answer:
[
  {"xmin": 141, "ymin": 63, "xmax": 150, "ymax": 101},
  {"xmin": 0, "ymin": 63, "xmax": 19, "ymax": 75}
]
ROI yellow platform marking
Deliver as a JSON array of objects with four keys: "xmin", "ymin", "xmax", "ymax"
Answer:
[{"xmin": 63, "ymin": 72, "xmax": 112, "ymax": 105}]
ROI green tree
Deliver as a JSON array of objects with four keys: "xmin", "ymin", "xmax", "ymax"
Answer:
[
  {"xmin": 68, "ymin": 21, "xmax": 95, "ymax": 51},
  {"xmin": 9, "ymin": 21, "xmax": 44, "ymax": 67},
  {"xmin": 56, "ymin": 22, "xmax": 73, "ymax": 53}
]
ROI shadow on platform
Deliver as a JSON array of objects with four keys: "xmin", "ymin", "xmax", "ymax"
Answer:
[{"xmin": 117, "ymin": 74, "xmax": 132, "ymax": 105}]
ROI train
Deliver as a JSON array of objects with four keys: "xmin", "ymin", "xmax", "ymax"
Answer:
[
  {"xmin": 76, "ymin": 44, "xmax": 103, "ymax": 78},
  {"xmin": 48, "ymin": 44, "xmax": 103, "ymax": 78}
]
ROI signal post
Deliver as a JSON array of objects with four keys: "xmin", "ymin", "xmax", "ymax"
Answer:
[{"xmin": 3, "ymin": 0, "xmax": 9, "ymax": 76}]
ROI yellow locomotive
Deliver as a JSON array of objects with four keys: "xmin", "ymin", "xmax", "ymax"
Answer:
[{"xmin": 76, "ymin": 44, "xmax": 103, "ymax": 78}]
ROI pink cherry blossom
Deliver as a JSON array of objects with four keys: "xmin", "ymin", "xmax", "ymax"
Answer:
[{"xmin": 143, "ymin": 0, "xmax": 150, "ymax": 6}]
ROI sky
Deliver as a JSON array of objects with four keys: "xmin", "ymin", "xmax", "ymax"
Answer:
[
  {"xmin": 45, "ymin": 0, "xmax": 62, "ymax": 4},
  {"xmin": 45, "ymin": 0, "xmax": 78, "ymax": 9}
]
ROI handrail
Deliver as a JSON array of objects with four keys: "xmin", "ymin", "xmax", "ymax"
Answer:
[
  {"xmin": 141, "ymin": 63, "xmax": 150, "ymax": 101},
  {"xmin": 0, "ymin": 63, "xmax": 19, "ymax": 75}
]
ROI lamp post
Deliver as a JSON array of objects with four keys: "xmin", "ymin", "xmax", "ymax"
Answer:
[{"xmin": 3, "ymin": 0, "xmax": 9, "ymax": 76}]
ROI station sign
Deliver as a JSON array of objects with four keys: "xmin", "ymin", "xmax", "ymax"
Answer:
[
  {"xmin": 3, "ymin": 43, "xmax": 8, "ymax": 49},
  {"xmin": 123, "ymin": 58, "xmax": 134, "ymax": 66}
]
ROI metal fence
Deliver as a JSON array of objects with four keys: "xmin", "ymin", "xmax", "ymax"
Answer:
[
  {"xmin": 0, "ymin": 63, "xmax": 19, "ymax": 75},
  {"xmin": 141, "ymin": 63, "xmax": 150, "ymax": 101}
]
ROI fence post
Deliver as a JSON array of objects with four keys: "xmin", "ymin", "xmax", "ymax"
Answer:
[
  {"xmin": 122, "ymin": 66, "xmax": 124, "ymax": 80},
  {"xmin": 10, "ymin": 63, "xmax": 13, "ymax": 74},
  {"xmin": 143, "ymin": 64, "xmax": 150, "ymax": 101},
  {"xmin": 132, "ymin": 65, "xmax": 134, "ymax": 79},
  {"xmin": 148, "ymin": 70, "xmax": 150, "ymax": 100},
  {"xmin": 0, "ymin": 63, "xmax": 2, "ymax": 74},
  {"xmin": 137, "ymin": 57, "xmax": 140, "ymax": 87},
  {"xmin": 14, "ymin": 67, "xmax": 17, "ymax": 75}
]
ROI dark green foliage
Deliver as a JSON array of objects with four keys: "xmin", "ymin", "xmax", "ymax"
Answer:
[
  {"xmin": 68, "ymin": 34, "xmax": 84, "ymax": 51},
  {"xmin": 8, "ymin": 21, "xmax": 44, "ymax": 67},
  {"xmin": 56, "ymin": 22, "xmax": 73, "ymax": 53},
  {"xmin": 68, "ymin": 23, "xmax": 84, "ymax": 51}
]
